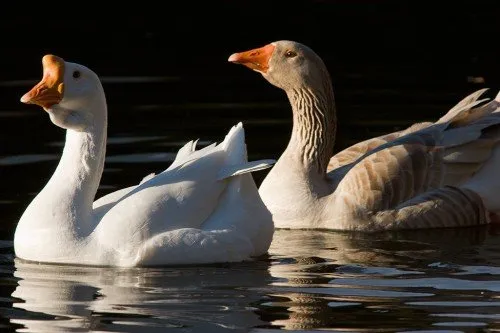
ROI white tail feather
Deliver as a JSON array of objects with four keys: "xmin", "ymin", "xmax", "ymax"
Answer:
[
  {"xmin": 217, "ymin": 159, "xmax": 276, "ymax": 180},
  {"xmin": 221, "ymin": 122, "xmax": 247, "ymax": 166},
  {"xmin": 167, "ymin": 140, "xmax": 218, "ymax": 171}
]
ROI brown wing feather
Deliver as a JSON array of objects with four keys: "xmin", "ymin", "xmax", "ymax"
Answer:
[
  {"xmin": 328, "ymin": 89, "xmax": 500, "ymax": 188},
  {"xmin": 330, "ymin": 126, "xmax": 488, "ymax": 231},
  {"xmin": 326, "ymin": 87, "xmax": 493, "ymax": 175},
  {"xmin": 327, "ymin": 122, "xmax": 432, "ymax": 174},
  {"xmin": 324, "ymin": 89, "xmax": 500, "ymax": 231}
]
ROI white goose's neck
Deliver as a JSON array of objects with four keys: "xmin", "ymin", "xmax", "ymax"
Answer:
[
  {"xmin": 19, "ymin": 97, "xmax": 107, "ymax": 240},
  {"xmin": 285, "ymin": 79, "xmax": 336, "ymax": 177}
]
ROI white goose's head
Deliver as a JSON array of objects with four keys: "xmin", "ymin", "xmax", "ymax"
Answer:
[
  {"xmin": 21, "ymin": 55, "xmax": 104, "ymax": 131},
  {"xmin": 228, "ymin": 40, "xmax": 330, "ymax": 92}
]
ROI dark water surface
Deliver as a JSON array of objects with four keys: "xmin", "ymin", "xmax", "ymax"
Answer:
[
  {"xmin": 1, "ymin": 228, "xmax": 500, "ymax": 332},
  {"xmin": 2, "ymin": 2, "xmax": 500, "ymax": 332}
]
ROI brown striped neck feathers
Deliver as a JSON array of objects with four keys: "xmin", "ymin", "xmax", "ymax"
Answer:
[{"xmin": 265, "ymin": 41, "xmax": 336, "ymax": 175}]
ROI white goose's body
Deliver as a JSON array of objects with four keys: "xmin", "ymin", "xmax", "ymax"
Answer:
[
  {"xmin": 14, "ymin": 55, "xmax": 275, "ymax": 266},
  {"xmin": 230, "ymin": 41, "xmax": 500, "ymax": 231}
]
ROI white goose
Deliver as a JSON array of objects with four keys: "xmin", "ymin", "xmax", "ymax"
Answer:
[
  {"xmin": 229, "ymin": 40, "xmax": 500, "ymax": 231},
  {"xmin": 14, "ymin": 54, "xmax": 275, "ymax": 266}
]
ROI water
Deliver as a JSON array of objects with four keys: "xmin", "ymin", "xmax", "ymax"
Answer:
[
  {"xmin": 1, "ymin": 229, "xmax": 500, "ymax": 332},
  {"xmin": 1, "ymin": 76, "xmax": 499, "ymax": 332}
]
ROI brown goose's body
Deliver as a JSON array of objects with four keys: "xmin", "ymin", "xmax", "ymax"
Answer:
[{"xmin": 229, "ymin": 41, "xmax": 500, "ymax": 231}]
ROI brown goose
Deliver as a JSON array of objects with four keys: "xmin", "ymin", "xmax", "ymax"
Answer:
[{"xmin": 229, "ymin": 40, "xmax": 500, "ymax": 231}]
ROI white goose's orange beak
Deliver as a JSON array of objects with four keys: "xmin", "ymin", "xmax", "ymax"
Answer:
[
  {"xmin": 228, "ymin": 43, "xmax": 275, "ymax": 73},
  {"xmin": 21, "ymin": 54, "xmax": 65, "ymax": 109}
]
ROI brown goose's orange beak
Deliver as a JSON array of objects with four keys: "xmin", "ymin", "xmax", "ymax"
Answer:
[
  {"xmin": 228, "ymin": 43, "xmax": 275, "ymax": 73},
  {"xmin": 21, "ymin": 54, "xmax": 65, "ymax": 109}
]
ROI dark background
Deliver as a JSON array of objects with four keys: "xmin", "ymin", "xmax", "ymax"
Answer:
[
  {"xmin": 2, "ymin": 2, "xmax": 499, "ymax": 102},
  {"xmin": 0, "ymin": 1, "xmax": 499, "ymax": 238},
  {"xmin": 2, "ymin": 2, "xmax": 499, "ymax": 82}
]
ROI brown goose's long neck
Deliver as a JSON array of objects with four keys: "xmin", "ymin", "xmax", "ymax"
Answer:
[{"xmin": 286, "ymin": 76, "xmax": 336, "ymax": 175}]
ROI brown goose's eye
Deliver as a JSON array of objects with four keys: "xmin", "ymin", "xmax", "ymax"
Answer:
[
  {"xmin": 72, "ymin": 70, "xmax": 81, "ymax": 79},
  {"xmin": 285, "ymin": 50, "xmax": 297, "ymax": 58}
]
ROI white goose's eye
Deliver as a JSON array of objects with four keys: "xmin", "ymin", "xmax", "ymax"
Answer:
[
  {"xmin": 284, "ymin": 50, "xmax": 297, "ymax": 58},
  {"xmin": 72, "ymin": 70, "xmax": 81, "ymax": 79}
]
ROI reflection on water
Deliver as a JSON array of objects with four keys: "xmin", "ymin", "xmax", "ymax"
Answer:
[
  {"xmin": 1, "ymin": 228, "xmax": 500, "ymax": 332},
  {"xmin": 263, "ymin": 229, "xmax": 500, "ymax": 331},
  {"xmin": 8, "ymin": 259, "xmax": 271, "ymax": 332}
]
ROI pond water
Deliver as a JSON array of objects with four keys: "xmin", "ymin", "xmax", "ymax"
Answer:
[
  {"xmin": 0, "ymin": 70, "xmax": 499, "ymax": 333},
  {"xmin": 1, "ymin": 228, "xmax": 500, "ymax": 332}
]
